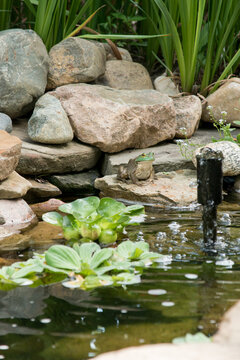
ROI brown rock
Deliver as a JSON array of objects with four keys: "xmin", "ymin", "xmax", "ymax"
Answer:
[
  {"xmin": 0, "ymin": 130, "xmax": 22, "ymax": 181},
  {"xmin": 30, "ymin": 198, "xmax": 65, "ymax": 219},
  {"xmin": 154, "ymin": 74, "xmax": 179, "ymax": 96},
  {"xmin": 174, "ymin": 95, "xmax": 202, "ymax": 138},
  {"xmin": 202, "ymin": 78, "xmax": 240, "ymax": 126},
  {"xmin": 96, "ymin": 60, "xmax": 153, "ymax": 90},
  {"xmin": 51, "ymin": 84, "xmax": 176, "ymax": 153},
  {"xmin": 47, "ymin": 37, "xmax": 106, "ymax": 89},
  {"xmin": 94, "ymin": 170, "xmax": 197, "ymax": 207},
  {"xmin": 103, "ymin": 43, "xmax": 132, "ymax": 61},
  {"xmin": 24, "ymin": 178, "xmax": 62, "ymax": 201},
  {"xmin": 0, "ymin": 171, "xmax": 32, "ymax": 199}
]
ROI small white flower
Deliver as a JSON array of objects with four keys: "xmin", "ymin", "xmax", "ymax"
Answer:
[
  {"xmin": 176, "ymin": 139, "xmax": 184, "ymax": 144},
  {"xmin": 221, "ymin": 110, "xmax": 227, "ymax": 116},
  {"xmin": 218, "ymin": 119, "xmax": 225, "ymax": 124},
  {"xmin": 207, "ymin": 105, "xmax": 213, "ymax": 110}
]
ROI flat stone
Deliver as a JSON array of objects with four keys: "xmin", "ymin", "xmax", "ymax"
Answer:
[
  {"xmin": 0, "ymin": 171, "xmax": 32, "ymax": 199},
  {"xmin": 47, "ymin": 37, "xmax": 106, "ymax": 89},
  {"xmin": 101, "ymin": 128, "xmax": 231, "ymax": 175},
  {"xmin": 52, "ymin": 84, "xmax": 176, "ymax": 153},
  {"xmin": 0, "ymin": 29, "xmax": 49, "ymax": 118},
  {"xmin": 202, "ymin": 78, "xmax": 240, "ymax": 126},
  {"xmin": 11, "ymin": 120, "xmax": 101, "ymax": 175},
  {"xmin": 0, "ymin": 113, "xmax": 12, "ymax": 133},
  {"xmin": 28, "ymin": 93, "xmax": 73, "ymax": 144},
  {"xmin": 95, "ymin": 169, "xmax": 197, "ymax": 207},
  {"xmin": 0, "ymin": 130, "xmax": 22, "ymax": 181},
  {"xmin": 154, "ymin": 74, "xmax": 179, "ymax": 96},
  {"xmin": 0, "ymin": 199, "xmax": 37, "ymax": 242},
  {"xmin": 24, "ymin": 178, "xmax": 62, "ymax": 202},
  {"xmin": 96, "ymin": 60, "xmax": 153, "ymax": 90},
  {"xmin": 174, "ymin": 95, "xmax": 202, "ymax": 138},
  {"xmin": 48, "ymin": 170, "xmax": 99, "ymax": 196},
  {"xmin": 30, "ymin": 198, "xmax": 65, "ymax": 219}
]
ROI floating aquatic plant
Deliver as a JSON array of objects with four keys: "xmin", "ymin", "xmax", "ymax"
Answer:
[
  {"xmin": 0, "ymin": 241, "xmax": 171, "ymax": 291},
  {"xmin": 42, "ymin": 196, "xmax": 145, "ymax": 245}
]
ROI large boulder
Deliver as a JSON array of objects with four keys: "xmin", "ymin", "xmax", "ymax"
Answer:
[
  {"xmin": 174, "ymin": 95, "xmax": 202, "ymax": 138},
  {"xmin": 51, "ymin": 84, "xmax": 176, "ymax": 153},
  {"xmin": 28, "ymin": 93, "xmax": 73, "ymax": 144},
  {"xmin": 202, "ymin": 78, "xmax": 240, "ymax": 126},
  {"xmin": 0, "ymin": 130, "xmax": 22, "ymax": 181},
  {"xmin": 0, "ymin": 29, "xmax": 49, "ymax": 118},
  {"xmin": 47, "ymin": 38, "xmax": 106, "ymax": 89},
  {"xmin": 96, "ymin": 60, "xmax": 153, "ymax": 90}
]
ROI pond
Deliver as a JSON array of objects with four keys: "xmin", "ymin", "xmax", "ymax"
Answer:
[{"xmin": 0, "ymin": 206, "xmax": 239, "ymax": 360}]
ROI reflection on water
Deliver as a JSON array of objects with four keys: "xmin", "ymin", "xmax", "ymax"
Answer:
[{"xmin": 0, "ymin": 209, "xmax": 239, "ymax": 360}]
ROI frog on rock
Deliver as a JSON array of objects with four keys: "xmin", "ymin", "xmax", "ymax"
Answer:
[{"xmin": 117, "ymin": 152, "xmax": 155, "ymax": 185}]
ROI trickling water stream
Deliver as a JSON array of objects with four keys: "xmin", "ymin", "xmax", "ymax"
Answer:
[{"xmin": 0, "ymin": 208, "xmax": 239, "ymax": 360}]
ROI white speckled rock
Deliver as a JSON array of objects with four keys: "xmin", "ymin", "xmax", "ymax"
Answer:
[{"xmin": 193, "ymin": 141, "xmax": 240, "ymax": 176}]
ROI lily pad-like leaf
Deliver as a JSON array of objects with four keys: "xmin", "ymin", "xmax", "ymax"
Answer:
[
  {"xmin": 45, "ymin": 245, "xmax": 81, "ymax": 271},
  {"xmin": 98, "ymin": 198, "xmax": 126, "ymax": 218},
  {"xmin": 42, "ymin": 211, "xmax": 63, "ymax": 226},
  {"xmin": 73, "ymin": 243, "xmax": 100, "ymax": 263},
  {"xmin": 90, "ymin": 248, "xmax": 113, "ymax": 269},
  {"xmin": 123, "ymin": 204, "xmax": 145, "ymax": 216},
  {"xmin": 59, "ymin": 197, "xmax": 100, "ymax": 219},
  {"xmin": 116, "ymin": 240, "xmax": 135, "ymax": 258}
]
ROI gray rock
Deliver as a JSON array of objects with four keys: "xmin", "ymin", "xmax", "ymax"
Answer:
[
  {"xmin": 94, "ymin": 169, "xmax": 197, "ymax": 207},
  {"xmin": 12, "ymin": 119, "xmax": 101, "ymax": 175},
  {"xmin": 28, "ymin": 93, "xmax": 73, "ymax": 144},
  {"xmin": 0, "ymin": 29, "xmax": 49, "ymax": 118},
  {"xmin": 51, "ymin": 84, "xmax": 176, "ymax": 153},
  {"xmin": 47, "ymin": 37, "xmax": 106, "ymax": 89},
  {"xmin": 48, "ymin": 170, "xmax": 99, "ymax": 196},
  {"xmin": 0, "ymin": 171, "xmax": 32, "ymax": 199},
  {"xmin": 96, "ymin": 60, "xmax": 153, "ymax": 90},
  {"xmin": 0, "ymin": 113, "xmax": 12, "ymax": 133}
]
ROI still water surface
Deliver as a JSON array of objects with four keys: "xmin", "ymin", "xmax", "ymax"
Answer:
[{"xmin": 0, "ymin": 209, "xmax": 239, "ymax": 360}]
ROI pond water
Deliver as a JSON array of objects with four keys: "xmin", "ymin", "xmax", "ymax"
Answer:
[{"xmin": 0, "ymin": 207, "xmax": 239, "ymax": 360}]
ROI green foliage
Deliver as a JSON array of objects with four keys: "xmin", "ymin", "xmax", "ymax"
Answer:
[
  {"xmin": 138, "ymin": 0, "xmax": 240, "ymax": 93},
  {"xmin": 42, "ymin": 196, "xmax": 145, "ymax": 245},
  {"xmin": 207, "ymin": 107, "xmax": 240, "ymax": 145},
  {"xmin": 0, "ymin": 241, "xmax": 171, "ymax": 291},
  {"xmin": 0, "ymin": 0, "xmax": 13, "ymax": 31},
  {"xmin": 172, "ymin": 332, "xmax": 212, "ymax": 344}
]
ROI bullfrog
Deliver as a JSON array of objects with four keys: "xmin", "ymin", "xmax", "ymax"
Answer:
[{"xmin": 117, "ymin": 152, "xmax": 155, "ymax": 185}]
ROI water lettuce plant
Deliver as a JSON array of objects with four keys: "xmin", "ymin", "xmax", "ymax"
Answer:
[
  {"xmin": 0, "ymin": 241, "xmax": 171, "ymax": 291},
  {"xmin": 42, "ymin": 196, "xmax": 145, "ymax": 245}
]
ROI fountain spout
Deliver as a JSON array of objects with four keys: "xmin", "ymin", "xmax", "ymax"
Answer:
[{"xmin": 197, "ymin": 147, "xmax": 223, "ymax": 247}]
